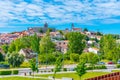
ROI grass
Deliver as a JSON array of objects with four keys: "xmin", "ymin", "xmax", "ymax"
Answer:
[
  {"xmin": 0, "ymin": 77, "xmax": 49, "ymax": 80},
  {"xmin": 112, "ymin": 70, "xmax": 120, "ymax": 72},
  {"xmin": 36, "ymin": 72, "xmax": 110, "ymax": 80}
]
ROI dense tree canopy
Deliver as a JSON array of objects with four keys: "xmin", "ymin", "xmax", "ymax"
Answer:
[
  {"xmin": 7, "ymin": 52, "xmax": 24, "ymax": 67},
  {"xmin": 30, "ymin": 33, "xmax": 41, "ymax": 53},
  {"xmin": 80, "ymin": 52, "xmax": 99, "ymax": 64},
  {"xmin": 67, "ymin": 32, "xmax": 85, "ymax": 55},
  {"xmin": 40, "ymin": 31, "xmax": 55, "ymax": 54},
  {"xmin": 100, "ymin": 34, "xmax": 119, "ymax": 61},
  {"xmin": 8, "ymin": 34, "xmax": 40, "ymax": 53},
  {"xmin": 1, "ymin": 44, "xmax": 9, "ymax": 53},
  {"xmin": 76, "ymin": 61, "xmax": 86, "ymax": 79}
]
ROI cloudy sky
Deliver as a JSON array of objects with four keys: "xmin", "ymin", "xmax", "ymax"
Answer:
[{"xmin": 0, "ymin": 0, "xmax": 120, "ymax": 33}]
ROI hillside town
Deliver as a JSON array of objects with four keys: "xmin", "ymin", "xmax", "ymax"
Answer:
[{"xmin": 0, "ymin": 23, "xmax": 102, "ymax": 55}]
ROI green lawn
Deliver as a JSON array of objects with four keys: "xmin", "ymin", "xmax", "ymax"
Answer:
[
  {"xmin": 112, "ymin": 70, "xmax": 120, "ymax": 72},
  {"xmin": 0, "ymin": 77, "xmax": 49, "ymax": 80},
  {"xmin": 36, "ymin": 72, "xmax": 110, "ymax": 80}
]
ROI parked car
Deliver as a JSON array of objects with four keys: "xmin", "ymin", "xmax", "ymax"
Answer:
[
  {"xmin": 107, "ymin": 61, "xmax": 114, "ymax": 65},
  {"xmin": 97, "ymin": 62, "xmax": 105, "ymax": 65},
  {"xmin": 0, "ymin": 64, "xmax": 10, "ymax": 69}
]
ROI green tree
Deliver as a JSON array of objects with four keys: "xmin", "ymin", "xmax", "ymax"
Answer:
[
  {"xmin": 79, "ymin": 53, "xmax": 88, "ymax": 63},
  {"xmin": 40, "ymin": 31, "xmax": 55, "ymax": 54},
  {"xmin": 8, "ymin": 38, "xmax": 25, "ymax": 53},
  {"xmin": 68, "ymin": 32, "xmax": 85, "ymax": 54},
  {"xmin": 53, "ymin": 56, "xmax": 63, "ymax": 80},
  {"xmin": 0, "ymin": 53, "xmax": 4, "ymax": 62},
  {"xmin": 112, "ymin": 45, "xmax": 120, "ymax": 63},
  {"xmin": 8, "ymin": 34, "xmax": 40, "ymax": 53},
  {"xmin": 29, "ymin": 58, "xmax": 38, "ymax": 77},
  {"xmin": 100, "ymin": 34, "xmax": 117, "ymax": 60},
  {"xmin": 14, "ymin": 39, "xmax": 25, "ymax": 52},
  {"xmin": 8, "ymin": 41, "xmax": 16, "ymax": 53},
  {"xmin": 20, "ymin": 36, "xmax": 31, "ymax": 48},
  {"xmin": 87, "ymin": 52, "xmax": 99, "ymax": 70},
  {"xmin": 39, "ymin": 53, "xmax": 56, "ymax": 64},
  {"xmin": 7, "ymin": 52, "xmax": 24, "ymax": 67},
  {"xmin": 30, "ymin": 33, "xmax": 41, "ymax": 53},
  {"xmin": 1, "ymin": 44, "xmax": 9, "ymax": 53},
  {"xmin": 75, "ymin": 62, "xmax": 86, "ymax": 80},
  {"xmin": 70, "ymin": 53, "xmax": 79, "ymax": 62}
]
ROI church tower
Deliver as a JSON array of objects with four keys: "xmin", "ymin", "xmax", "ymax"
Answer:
[
  {"xmin": 71, "ymin": 23, "xmax": 74, "ymax": 31},
  {"xmin": 44, "ymin": 22, "xmax": 48, "ymax": 28}
]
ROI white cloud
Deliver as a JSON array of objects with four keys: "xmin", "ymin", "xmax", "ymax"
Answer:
[{"xmin": 0, "ymin": 0, "xmax": 120, "ymax": 26}]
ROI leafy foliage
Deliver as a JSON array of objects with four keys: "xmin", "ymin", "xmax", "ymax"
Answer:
[
  {"xmin": 0, "ymin": 53, "xmax": 4, "ymax": 62},
  {"xmin": 75, "ymin": 62, "xmax": 86, "ymax": 79},
  {"xmin": 100, "ymin": 34, "xmax": 120, "ymax": 61},
  {"xmin": 29, "ymin": 58, "xmax": 38, "ymax": 76},
  {"xmin": 70, "ymin": 53, "xmax": 79, "ymax": 62},
  {"xmin": 7, "ymin": 52, "xmax": 24, "ymax": 67},
  {"xmin": 1, "ymin": 44, "xmax": 9, "ymax": 53},
  {"xmin": 40, "ymin": 31, "xmax": 55, "ymax": 54},
  {"xmin": 29, "ymin": 33, "xmax": 41, "ymax": 53},
  {"xmin": 8, "ymin": 34, "xmax": 40, "ymax": 53},
  {"xmin": 67, "ymin": 32, "xmax": 85, "ymax": 54},
  {"xmin": 53, "ymin": 56, "xmax": 63, "ymax": 78}
]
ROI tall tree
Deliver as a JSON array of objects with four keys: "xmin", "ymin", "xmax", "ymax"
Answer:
[
  {"xmin": 29, "ymin": 58, "xmax": 38, "ymax": 77},
  {"xmin": 1, "ymin": 44, "xmax": 9, "ymax": 53},
  {"xmin": 79, "ymin": 53, "xmax": 88, "ymax": 63},
  {"xmin": 40, "ymin": 30, "xmax": 55, "ymax": 54},
  {"xmin": 87, "ymin": 52, "xmax": 99, "ymax": 70},
  {"xmin": 53, "ymin": 56, "xmax": 63, "ymax": 80},
  {"xmin": 76, "ymin": 62, "xmax": 86, "ymax": 80},
  {"xmin": 100, "ymin": 34, "xmax": 117, "ymax": 60},
  {"xmin": 68, "ymin": 32, "xmax": 85, "ymax": 54},
  {"xmin": 30, "ymin": 33, "xmax": 41, "ymax": 53},
  {"xmin": 8, "ymin": 34, "xmax": 40, "ymax": 53},
  {"xmin": 8, "ymin": 41, "xmax": 16, "ymax": 53}
]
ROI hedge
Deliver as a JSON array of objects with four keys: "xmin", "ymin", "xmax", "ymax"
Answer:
[
  {"xmin": 0, "ymin": 70, "xmax": 19, "ymax": 75},
  {"xmin": 86, "ymin": 65, "xmax": 107, "ymax": 70},
  {"xmin": 63, "ymin": 68, "xmax": 67, "ymax": 71},
  {"xmin": 12, "ymin": 70, "xmax": 19, "ymax": 74},
  {"xmin": 0, "ymin": 70, "xmax": 12, "ymax": 75}
]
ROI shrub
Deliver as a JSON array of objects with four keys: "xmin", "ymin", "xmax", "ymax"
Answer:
[
  {"xmin": 63, "ymin": 68, "xmax": 67, "ymax": 71},
  {"xmin": 12, "ymin": 70, "xmax": 19, "ymax": 74},
  {"xmin": 86, "ymin": 65, "xmax": 107, "ymax": 70},
  {"xmin": 20, "ymin": 62, "xmax": 30, "ymax": 68},
  {"xmin": 70, "ymin": 53, "xmax": 79, "ymax": 62},
  {"xmin": 86, "ymin": 66, "xmax": 93, "ymax": 70},
  {"xmin": 116, "ymin": 64, "xmax": 120, "ymax": 68},
  {"xmin": 95, "ymin": 65, "xmax": 107, "ymax": 69},
  {"xmin": 0, "ymin": 70, "xmax": 12, "ymax": 75}
]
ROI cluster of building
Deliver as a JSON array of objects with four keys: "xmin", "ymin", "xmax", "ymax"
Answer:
[{"xmin": 0, "ymin": 23, "xmax": 102, "ymax": 57}]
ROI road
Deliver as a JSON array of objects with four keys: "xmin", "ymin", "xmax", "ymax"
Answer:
[{"xmin": 17, "ymin": 64, "xmax": 118, "ymax": 75}]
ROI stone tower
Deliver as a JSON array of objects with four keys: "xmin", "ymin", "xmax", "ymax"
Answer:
[
  {"xmin": 44, "ymin": 22, "xmax": 48, "ymax": 28},
  {"xmin": 71, "ymin": 23, "xmax": 74, "ymax": 31}
]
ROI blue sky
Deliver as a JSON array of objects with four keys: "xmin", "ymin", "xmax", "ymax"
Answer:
[{"xmin": 0, "ymin": 0, "xmax": 120, "ymax": 34}]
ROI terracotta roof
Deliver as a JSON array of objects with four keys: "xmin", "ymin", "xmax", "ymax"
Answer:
[{"xmin": 73, "ymin": 28, "xmax": 82, "ymax": 31}]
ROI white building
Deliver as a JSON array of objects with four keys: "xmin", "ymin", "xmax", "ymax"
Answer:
[{"xmin": 88, "ymin": 47, "xmax": 99, "ymax": 54}]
